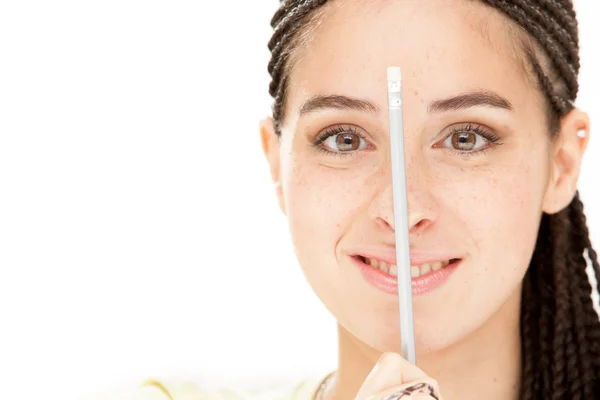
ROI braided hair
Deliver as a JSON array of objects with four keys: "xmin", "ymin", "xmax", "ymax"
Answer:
[{"xmin": 266, "ymin": 1, "xmax": 600, "ymax": 398}]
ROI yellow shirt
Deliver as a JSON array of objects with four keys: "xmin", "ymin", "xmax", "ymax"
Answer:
[{"xmin": 124, "ymin": 375, "xmax": 328, "ymax": 400}]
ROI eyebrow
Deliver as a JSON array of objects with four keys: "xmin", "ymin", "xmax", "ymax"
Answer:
[
  {"xmin": 298, "ymin": 90, "xmax": 513, "ymax": 116},
  {"xmin": 299, "ymin": 94, "xmax": 380, "ymax": 115},
  {"xmin": 427, "ymin": 90, "xmax": 513, "ymax": 113}
]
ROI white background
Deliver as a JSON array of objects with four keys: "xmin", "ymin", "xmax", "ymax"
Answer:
[{"xmin": 0, "ymin": 1, "xmax": 598, "ymax": 399}]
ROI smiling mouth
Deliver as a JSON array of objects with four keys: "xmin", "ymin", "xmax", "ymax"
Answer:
[{"xmin": 354, "ymin": 256, "xmax": 461, "ymax": 278}]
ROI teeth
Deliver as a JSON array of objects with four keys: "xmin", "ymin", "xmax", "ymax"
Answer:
[
  {"xmin": 362, "ymin": 257, "xmax": 456, "ymax": 278},
  {"xmin": 379, "ymin": 262, "xmax": 389, "ymax": 274}
]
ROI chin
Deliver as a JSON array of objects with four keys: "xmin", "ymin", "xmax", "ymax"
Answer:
[
  {"xmin": 385, "ymin": 331, "xmax": 455, "ymax": 355},
  {"xmin": 342, "ymin": 309, "xmax": 467, "ymax": 357}
]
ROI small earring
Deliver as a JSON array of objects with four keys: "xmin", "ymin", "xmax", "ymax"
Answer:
[{"xmin": 577, "ymin": 129, "xmax": 586, "ymax": 138}]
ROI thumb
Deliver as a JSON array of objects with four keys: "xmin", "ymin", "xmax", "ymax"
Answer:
[{"xmin": 354, "ymin": 353, "xmax": 431, "ymax": 400}]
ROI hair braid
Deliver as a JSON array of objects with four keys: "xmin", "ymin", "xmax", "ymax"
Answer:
[
  {"xmin": 480, "ymin": 0, "xmax": 579, "ymax": 110},
  {"xmin": 511, "ymin": 0, "xmax": 580, "ymax": 70},
  {"xmin": 271, "ymin": 0, "xmax": 296, "ymax": 28},
  {"xmin": 526, "ymin": 213, "xmax": 554, "ymax": 399},
  {"xmin": 537, "ymin": 0, "xmax": 577, "ymax": 39},
  {"xmin": 562, "ymin": 210, "xmax": 585, "ymax": 398},
  {"xmin": 569, "ymin": 195, "xmax": 600, "ymax": 397},
  {"xmin": 550, "ymin": 210, "xmax": 571, "ymax": 400},
  {"xmin": 519, "ymin": 195, "xmax": 600, "ymax": 399},
  {"xmin": 266, "ymin": 1, "xmax": 600, "ymax": 398},
  {"xmin": 529, "ymin": 54, "xmax": 571, "ymax": 118},
  {"xmin": 268, "ymin": 0, "xmax": 328, "ymax": 131},
  {"xmin": 520, "ymin": 252, "xmax": 541, "ymax": 400}
]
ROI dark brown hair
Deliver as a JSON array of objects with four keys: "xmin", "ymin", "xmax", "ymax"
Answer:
[{"xmin": 266, "ymin": 1, "xmax": 600, "ymax": 398}]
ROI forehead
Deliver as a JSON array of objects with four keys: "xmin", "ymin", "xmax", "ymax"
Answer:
[{"xmin": 286, "ymin": 0, "xmax": 533, "ymax": 117}]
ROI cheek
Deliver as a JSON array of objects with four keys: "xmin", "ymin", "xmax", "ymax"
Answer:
[
  {"xmin": 452, "ymin": 168, "xmax": 541, "ymax": 242},
  {"xmin": 415, "ymin": 151, "xmax": 550, "ymax": 349},
  {"xmin": 283, "ymin": 158, "xmax": 369, "ymax": 251},
  {"xmin": 474, "ymin": 160, "xmax": 545, "ymax": 248},
  {"xmin": 443, "ymin": 149, "xmax": 549, "ymax": 295}
]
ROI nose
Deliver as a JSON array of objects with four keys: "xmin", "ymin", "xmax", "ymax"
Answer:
[{"xmin": 368, "ymin": 166, "xmax": 438, "ymax": 237}]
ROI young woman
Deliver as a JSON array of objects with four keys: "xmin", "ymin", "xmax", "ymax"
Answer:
[{"xmin": 131, "ymin": 0, "xmax": 599, "ymax": 399}]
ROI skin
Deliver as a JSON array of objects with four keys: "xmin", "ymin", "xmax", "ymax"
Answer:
[{"xmin": 260, "ymin": 1, "xmax": 590, "ymax": 399}]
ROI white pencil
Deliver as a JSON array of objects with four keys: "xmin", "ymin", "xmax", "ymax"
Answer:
[{"xmin": 386, "ymin": 66, "xmax": 416, "ymax": 364}]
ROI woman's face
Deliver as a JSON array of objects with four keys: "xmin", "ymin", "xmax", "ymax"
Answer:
[{"xmin": 263, "ymin": 0, "xmax": 572, "ymax": 354}]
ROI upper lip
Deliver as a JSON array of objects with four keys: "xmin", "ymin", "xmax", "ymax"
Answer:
[{"xmin": 350, "ymin": 245, "xmax": 461, "ymax": 266}]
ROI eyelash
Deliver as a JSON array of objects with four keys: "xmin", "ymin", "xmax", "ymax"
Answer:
[
  {"xmin": 312, "ymin": 125, "xmax": 369, "ymax": 158},
  {"xmin": 441, "ymin": 124, "xmax": 503, "ymax": 157},
  {"xmin": 312, "ymin": 123, "xmax": 503, "ymax": 158}
]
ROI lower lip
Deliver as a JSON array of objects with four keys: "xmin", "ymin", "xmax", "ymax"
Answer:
[{"xmin": 352, "ymin": 256, "xmax": 461, "ymax": 296}]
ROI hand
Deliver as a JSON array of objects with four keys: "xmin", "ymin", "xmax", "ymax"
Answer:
[{"xmin": 355, "ymin": 353, "xmax": 442, "ymax": 400}]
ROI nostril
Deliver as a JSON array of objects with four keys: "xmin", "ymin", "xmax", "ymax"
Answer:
[
  {"xmin": 375, "ymin": 217, "xmax": 394, "ymax": 231},
  {"xmin": 409, "ymin": 218, "xmax": 433, "ymax": 235}
]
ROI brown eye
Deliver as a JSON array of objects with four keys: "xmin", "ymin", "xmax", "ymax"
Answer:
[
  {"xmin": 437, "ymin": 124, "xmax": 502, "ymax": 155},
  {"xmin": 321, "ymin": 131, "xmax": 369, "ymax": 152},
  {"xmin": 336, "ymin": 133, "xmax": 361, "ymax": 151},
  {"xmin": 451, "ymin": 131, "xmax": 477, "ymax": 151},
  {"xmin": 441, "ymin": 127, "xmax": 491, "ymax": 153}
]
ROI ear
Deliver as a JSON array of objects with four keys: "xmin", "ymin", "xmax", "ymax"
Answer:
[
  {"xmin": 542, "ymin": 108, "xmax": 591, "ymax": 214},
  {"xmin": 260, "ymin": 117, "xmax": 286, "ymax": 215}
]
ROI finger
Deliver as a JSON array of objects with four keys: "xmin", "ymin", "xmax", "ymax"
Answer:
[
  {"xmin": 355, "ymin": 353, "xmax": 432, "ymax": 400},
  {"xmin": 368, "ymin": 378, "xmax": 442, "ymax": 400}
]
